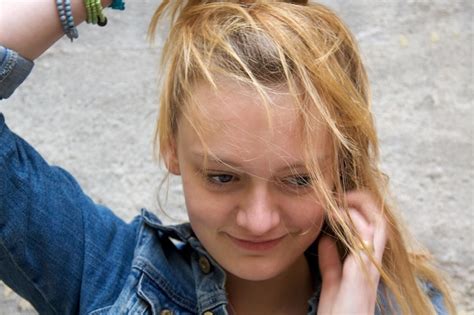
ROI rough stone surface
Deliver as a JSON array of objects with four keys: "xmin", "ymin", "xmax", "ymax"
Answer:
[{"xmin": 0, "ymin": 0, "xmax": 472, "ymax": 314}]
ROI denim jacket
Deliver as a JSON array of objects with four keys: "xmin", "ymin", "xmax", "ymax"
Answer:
[{"xmin": 0, "ymin": 46, "xmax": 447, "ymax": 315}]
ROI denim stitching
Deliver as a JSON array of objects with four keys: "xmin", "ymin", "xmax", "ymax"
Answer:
[
  {"xmin": 0, "ymin": 238, "xmax": 58, "ymax": 314},
  {"xmin": 133, "ymin": 257, "xmax": 195, "ymax": 312},
  {"xmin": 0, "ymin": 49, "xmax": 17, "ymax": 82}
]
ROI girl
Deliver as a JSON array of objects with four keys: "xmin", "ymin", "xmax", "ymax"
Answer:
[{"xmin": 0, "ymin": 0, "xmax": 455, "ymax": 314}]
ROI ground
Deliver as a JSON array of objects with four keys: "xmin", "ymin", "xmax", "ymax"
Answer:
[{"xmin": 0, "ymin": 0, "xmax": 472, "ymax": 314}]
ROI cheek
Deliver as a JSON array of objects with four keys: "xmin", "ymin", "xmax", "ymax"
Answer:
[
  {"xmin": 280, "ymin": 196, "xmax": 326, "ymax": 231},
  {"xmin": 181, "ymin": 172, "xmax": 235, "ymax": 228}
]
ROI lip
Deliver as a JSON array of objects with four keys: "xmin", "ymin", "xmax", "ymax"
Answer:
[{"xmin": 227, "ymin": 234, "xmax": 285, "ymax": 251}]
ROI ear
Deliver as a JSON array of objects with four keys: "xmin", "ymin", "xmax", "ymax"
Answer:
[{"xmin": 163, "ymin": 140, "xmax": 181, "ymax": 175}]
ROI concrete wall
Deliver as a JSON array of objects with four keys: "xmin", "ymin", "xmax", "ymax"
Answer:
[{"xmin": 0, "ymin": 0, "xmax": 472, "ymax": 313}]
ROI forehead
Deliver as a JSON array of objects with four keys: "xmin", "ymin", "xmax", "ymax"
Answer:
[
  {"xmin": 193, "ymin": 80, "xmax": 300, "ymax": 135},
  {"xmin": 177, "ymin": 79, "xmax": 329, "ymax": 170}
]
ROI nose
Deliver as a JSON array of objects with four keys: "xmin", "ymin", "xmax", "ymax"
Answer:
[{"xmin": 235, "ymin": 183, "xmax": 281, "ymax": 236}]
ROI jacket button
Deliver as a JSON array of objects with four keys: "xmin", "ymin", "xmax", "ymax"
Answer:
[
  {"xmin": 160, "ymin": 310, "xmax": 173, "ymax": 315},
  {"xmin": 198, "ymin": 256, "xmax": 212, "ymax": 274},
  {"xmin": 203, "ymin": 312, "xmax": 214, "ymax": 315}
]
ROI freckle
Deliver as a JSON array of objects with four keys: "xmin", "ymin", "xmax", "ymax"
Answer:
[{"xmin": 430, "ymin": 31, "xmax": 440, "ymax": 43}]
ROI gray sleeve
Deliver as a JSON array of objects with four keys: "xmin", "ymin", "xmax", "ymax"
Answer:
[{"xmin": 0, "ymin": 46, "xmax": 34, "ymax": 100}]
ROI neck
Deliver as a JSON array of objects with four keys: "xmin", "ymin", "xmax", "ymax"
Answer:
[{"xmin": 225, "ymin": 255, "xmax": 314, "ymax": 315}]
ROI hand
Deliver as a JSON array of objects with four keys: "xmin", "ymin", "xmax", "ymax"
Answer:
[{"xmin": 317, "ymin": 190, "xmax": 388, "ymax": 315}]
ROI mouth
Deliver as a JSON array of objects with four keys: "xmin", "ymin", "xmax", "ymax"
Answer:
[{"xmin": 227, "ymin": 234, "xmax": 285, "ymax": 251}]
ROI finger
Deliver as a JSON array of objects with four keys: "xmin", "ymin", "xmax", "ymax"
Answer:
[
  {"xmin": 372, "ymin": 211, "xmax": 388, "ymax": 262},
  {"xmin": 345, "ymin": 190, "xmax": 381, "ymax": 223},
  {"xmin": 346, "ymin": 191, "xmax": 388, "ymax": 262},
  {"xmin": 346, "ymin": 201, "xmax": 387, "ymax": 304},
  {"xmin": 345, "ymin": 208, "xmax": 376, "ymax": 276},
  {"xmin": 318, "ymin": 235, "xmax": 342, "ymax": 309},
  {"xmin": 340, "ymin": 208, "xmax": 380, "ymax": 308},
  {"xmin": 347, "ymin": 207, "xmax": 374, "ymax": 245}
]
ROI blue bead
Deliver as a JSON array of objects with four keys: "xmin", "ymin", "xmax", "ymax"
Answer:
[{"xmin": 110, "ymin": 0, "xmax": 125, "ymax": 10}]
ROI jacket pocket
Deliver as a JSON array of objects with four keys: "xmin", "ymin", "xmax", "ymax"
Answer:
[
  {"xmin": 137, "ymin": 273, "xmax": 196, "ymax": 315},
  {"xmin": 88, "ymin": 292, "xmax": 152, "ymax": 315}
]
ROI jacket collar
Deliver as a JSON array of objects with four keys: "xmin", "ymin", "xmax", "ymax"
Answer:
[
  {"xmin": 140, "ymin": 209, "xmax": 229, "ymax": 313},
  {"xmin": 139, "ymin": 208, "xmax": 321, "ymax": 314}
]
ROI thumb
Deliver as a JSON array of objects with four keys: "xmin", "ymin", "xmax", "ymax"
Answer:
[{"xmin": 318, "ymin": 235, "xmax": 342, "ymax": 313}]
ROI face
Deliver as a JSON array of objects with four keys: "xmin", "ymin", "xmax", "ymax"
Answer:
[{"xmin": 168, "ymin": 79, "xmax": 332, "ymax": 282}]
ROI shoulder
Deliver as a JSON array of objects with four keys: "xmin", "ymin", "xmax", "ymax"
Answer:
[
  {"xmin": 420, "ymin": 280, "xmax": 450, "ymax": 315},
  {"xmin": 87, "ymin": 209, "xmax": 229, "ymax": 314},
  {"xmin": 375, "ymin": 280, "xmax": 449, "ymax": 315},
  {"xmin": 86, "ymin": 209, "xmax": 199, "ymax": 314}
]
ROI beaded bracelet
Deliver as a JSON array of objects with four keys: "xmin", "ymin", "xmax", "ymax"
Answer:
[
  {"xmin": 84, "ymin": 0, "xmax": 126, "ymax": 27},
  {"xmin": 56, "ymin": 0, "xmax": 126, "ymax": 41},
  {"xmin": 56, "ymin": 0, "xmax": 79, "ymax": 41},
  {"xmin": 85, "ymin": 0, "xmax": 107, "ymax": 26}
]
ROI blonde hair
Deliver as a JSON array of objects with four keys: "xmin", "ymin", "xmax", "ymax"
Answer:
[{"xmin": 148, "ymin": 1, "xmax": 455, "ymax": 314}]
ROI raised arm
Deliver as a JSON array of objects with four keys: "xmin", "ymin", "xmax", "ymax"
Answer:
[
  {"xmin": 0, "ymin": 2, "xmax": 143, "ymax": 314},
  {"xmin": 0, "ymin": 0, "xmax": 112, "ymax": 60}
]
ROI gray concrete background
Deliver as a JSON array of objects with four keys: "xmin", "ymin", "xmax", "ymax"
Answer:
[{"xmin": 0, "ymin": 0, "xmax": 472, "ymax": 314}]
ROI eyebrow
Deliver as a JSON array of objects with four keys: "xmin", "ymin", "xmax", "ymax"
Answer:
[{"xmin": 191, "ymin": 152, "xmax": 330, "ymax": 173}]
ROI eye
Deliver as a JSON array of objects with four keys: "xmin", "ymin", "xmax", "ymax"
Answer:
[
  {"xmin": 282, "ymin": 175, "xmax": 312, "ymax": 187},
  {"xmin": 206, "ymin": 173, "xmax": 237, "ymax": 185}
]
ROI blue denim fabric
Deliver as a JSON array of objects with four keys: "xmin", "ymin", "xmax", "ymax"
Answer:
[
  {"xmin": 0, "ymin": 46, "xmax": 34, "ymax": 100},
  {"xmin": 0, "ymin": 45, "xmax": 448, "ymax": 314}
]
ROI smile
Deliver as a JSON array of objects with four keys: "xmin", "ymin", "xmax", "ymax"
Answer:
[{"xmin": 227, "ymin": 234, "xmax": 285, "ymax": 251}]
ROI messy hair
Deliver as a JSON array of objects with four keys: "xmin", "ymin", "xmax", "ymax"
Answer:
[{"xmin": 148, "ymin": 1, "xmax": 455, "ymax": 314}]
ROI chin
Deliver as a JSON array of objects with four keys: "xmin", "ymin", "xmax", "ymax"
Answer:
[{"xmin": 223, "ymin": 258, "xmax": 286, "ymax": 282}]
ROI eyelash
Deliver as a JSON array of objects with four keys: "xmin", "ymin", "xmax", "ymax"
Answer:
[
  {"xmin": 202, "ymin": 171, "xmax": 312, "ymax": 190},
  {"xmin": 281, "ymin": 175, "xmax": 312, "ymax": 187},
  {"xmin": 205, "ymin": 173, "xmax": 238, "ymax": 186}
]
